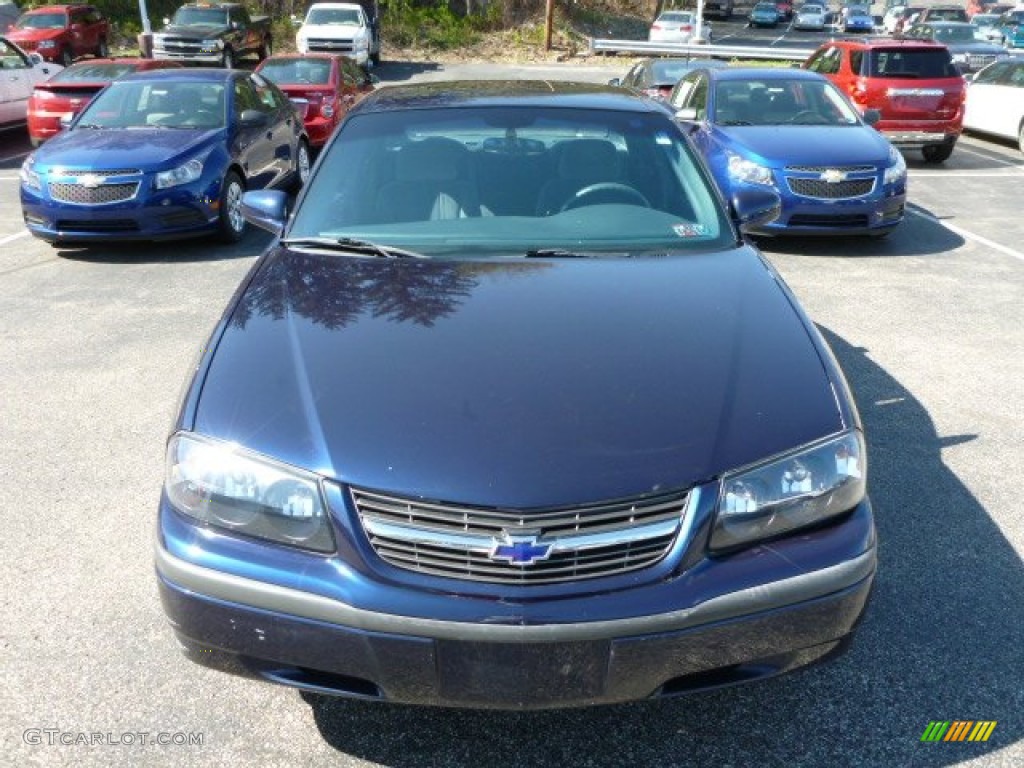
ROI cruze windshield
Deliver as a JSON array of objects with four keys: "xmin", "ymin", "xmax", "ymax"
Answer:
[
  {"xmin": 290, "ymin": 106, "xmax": 732, "ymax": 256},
  {"xmin": 77, "ymin": 81, "xmax": 226, "ymax": 129}
]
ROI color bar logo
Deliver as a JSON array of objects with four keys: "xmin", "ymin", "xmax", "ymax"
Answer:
[{"xmin": 920, "ymin": 721, "xmax": 997, "ymax": 742}]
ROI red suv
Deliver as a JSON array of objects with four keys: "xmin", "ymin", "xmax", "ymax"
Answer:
[
  {"xmin": 7, "ymin": 5, "xmax": 109, "ymax": 67},
  {"xmin": 805, "ymin": 37, "xmax": 965, "ymax": 162}
]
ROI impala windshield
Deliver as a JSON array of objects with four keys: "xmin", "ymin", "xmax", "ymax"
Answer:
[{"xmin": 290, "ymin": 104, "xmax": 732, "ymax": 256}]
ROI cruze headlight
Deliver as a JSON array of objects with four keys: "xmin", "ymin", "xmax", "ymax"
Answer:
[
  {"xmin": 165, "ymin": 433, "xmax": 335, "ymax": 553},
  {"xmin": 727, "ymin": 153, "xmax": 774, "ymax": 186},
  {"xmin": 20, "ymin": 156, "xmax": 41, "ymax": 191},
  {"xmin": 883, "ymin": 145, "xmax": 906, "ymax": 185},
  {"xmin": 710, "ymin": 431, "xmax": 866, "ymax": 551},
  {"xmin": 155, "ymin": 155, "xmax": 205, "ymax": 190}
]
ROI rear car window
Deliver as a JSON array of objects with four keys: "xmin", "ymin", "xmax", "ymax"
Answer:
[{"xmin": 867, "ymin": 49, "xmax": 959, "ymax": 78}]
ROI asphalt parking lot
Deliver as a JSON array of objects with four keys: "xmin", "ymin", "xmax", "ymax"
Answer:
[{"xmin": 1, "ymin": 60, "xmax": 1021, "ymax": 767}]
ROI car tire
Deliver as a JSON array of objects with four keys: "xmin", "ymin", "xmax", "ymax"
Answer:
[
  {"xmin": 1018, "ymin": 122, "xmax": 1024, "ymax": 154},
  {"xmin": 217, "ymin": 172, "xmax": 246, "ymax": 243},
  {"xmin": 292, "ymin": 139, "xmax": 311, "ymax": 191},
  {"xmin": 922, "ymin": 143, "xmax": 954, "ymax": 163},
  {"xmin": 259, "ymin": 37, "xmax": 271, "ymax": 61},
  {"xmin": 96, "ymin": 38, "xmax": 109, "ymax": 58},
  {"xmin": 59, "ymin": 47, "xmax": 73, "ymax": 67},
  {"xmin": 221, "ymin": 46, "xmax": 235, "ymax": 69},
  {"xmin": 371, "ymin": 49, "xmax": 381, "ymax": 66}
]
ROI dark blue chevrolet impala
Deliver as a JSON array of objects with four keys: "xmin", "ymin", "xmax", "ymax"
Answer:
[
  {"xmin": 20, "ymin": 68, "xmax": 310, "ymax": 245},
  {"xmin": 156, "ymin": 81, "xmax": 877, "ymax": 709}
]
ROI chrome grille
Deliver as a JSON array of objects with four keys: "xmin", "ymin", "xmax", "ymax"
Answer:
[
  {"xmin": 49, "ymin": 182, "xmax": 139, "ymax": 205},
  {"xmin": 53, "ymin": 168, "xmax": 141, "ymax": 177},
  {"xmin": 352, "ymin": 487, "xmax": 690, "ymax": 585},
  {"xmin": 786, "ymin": 177, "xmax": 875, "ymax": 199},
  {"xmin": 785, "ymin": 164, "xmax": 875, "ymax": 173},
  {"xmin": 307, "ymin": 38, "xmax": 355, "ymax": 53}
]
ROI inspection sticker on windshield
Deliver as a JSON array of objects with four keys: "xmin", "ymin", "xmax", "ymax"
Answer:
[{"xmin": 673, "ymin": 222, "xmax": 708, "ymax": 238}]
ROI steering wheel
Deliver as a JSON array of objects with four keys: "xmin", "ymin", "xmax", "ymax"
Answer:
[
  {"xmin": 787, "ymin": 110, "xmax": 830, "ymax": 125},
  {"xmin": 560, "ymin": 182, "xmax": 651, "ymax": 212}
]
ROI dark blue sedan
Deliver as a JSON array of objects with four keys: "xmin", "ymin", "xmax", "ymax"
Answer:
[
  {"xmin": 157, "ymin": 81, "xmax": 876, "ymax": 709},
  {"xmin": 19, "ymin": 68, "xmax": 310, "ymax": 245},
  {"xmin": 669, "ymin": 67, "xmax": 907, "ymax": 236}
]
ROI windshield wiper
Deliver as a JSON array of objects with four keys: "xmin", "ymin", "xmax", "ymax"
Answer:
[
  {"xmin": 281, "ymin": 236, "xmax": 427, "ymax": 259},
  {"xmin": 524, "ymin": 249, "xmax": 590, "ymax": 258},
  {"xmin": 74, "ymin": 123, "xmax": 105, "ymax": 130}
]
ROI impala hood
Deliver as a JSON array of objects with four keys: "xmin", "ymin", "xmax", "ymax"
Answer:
[{"xmin": 192, "ymin": 246, "xmax": 847, "ymax": 508}]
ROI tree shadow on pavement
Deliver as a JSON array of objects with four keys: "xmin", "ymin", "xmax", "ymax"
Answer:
[
  {"xmin": 305, "ymin": 326, "xmax": 1022, "ymax": 767},
  {"xmin": 374, "ymin": 60, "xmax": 443, "ymax": 83}
]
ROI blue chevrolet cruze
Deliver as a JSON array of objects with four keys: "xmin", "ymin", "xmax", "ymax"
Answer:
[
  {"xmin": 669, "ymin": 67, "xmax": 907, "ymax": 237},
  {"xmin": 19, "ymin": 68, "xmax": 310, "ymax": 245},
  {"xmin": 157, "ymin": 81, "xmax": 877, "ymax": 709}
]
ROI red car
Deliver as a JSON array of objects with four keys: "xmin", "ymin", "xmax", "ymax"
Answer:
[
  {"xmin": 254, "ymin": 53, "xmax": 376, "ymax": 148},
  {"xmin": 805, "ymin": 37, "xmax": 965, "ymax": 162},
  {"xmin": 7, "ymin": 4, "xmax": 109, "ymax": 67},
  {"xmin": 26, "ymin": 58, "xmax": 181, "ymax": 146}
]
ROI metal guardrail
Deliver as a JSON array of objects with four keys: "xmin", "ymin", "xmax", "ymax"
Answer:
[{"xmin": 588, "ymin": 38, "xmax": 817, "ymax": 62}]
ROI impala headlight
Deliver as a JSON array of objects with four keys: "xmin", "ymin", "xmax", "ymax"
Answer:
[
  {"xmin": 711, "ymin": 431, "xmax": 866, "ymax": 551},
  {"xmin": 200, "ymin": 38, "xmax": 223, "ymax": 50},
  {"xmin": 165, "ymin": 433, "xmax": 335, "ymax": 553},
  {"xmin": 727, "ymin": 152, "xmax": 774, "ymax": 186},
  {"xmin": 883, "ymin": 145, "xmax": 906, "ymax": 185},
  {"xmin": 155, "ymin": 155, "xmax": 205, "ymax": 189}
]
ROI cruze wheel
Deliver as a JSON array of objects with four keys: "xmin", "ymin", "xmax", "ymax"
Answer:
[
  {"xmin": 217, "ymin": 172, "xmax": 246, "ymax": 243},
  {"xmin": 294, "ymin": 140, "xmax": 311, "ymax": 189}
]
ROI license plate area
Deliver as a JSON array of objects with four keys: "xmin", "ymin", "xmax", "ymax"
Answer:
[{"xmin": 437, "ymin": 639, "xmax": 610, "ymax": 706}]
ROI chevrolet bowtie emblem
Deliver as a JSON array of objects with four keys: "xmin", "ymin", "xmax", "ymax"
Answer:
[
  {"xmin": 77, "ymin": 174, "xmax": 103, "ymax": 188},
  {"xmin": 490, "ymin": 532, "xmax": 552, "ymax": 565},
  {"xmin": 821, "ymin": 169, "xmax": 847, "ymax": 183}
]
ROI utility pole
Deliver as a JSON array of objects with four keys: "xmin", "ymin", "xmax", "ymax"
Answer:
[{"xmin": 544, "ymin": 0, "xmax": 554, "ymax": 50}]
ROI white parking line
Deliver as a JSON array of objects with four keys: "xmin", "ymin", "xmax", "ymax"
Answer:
[
  {"xmin": 954, "ymin": 144, "xmax": 1024, "ymax": 168},
  {"xmin": 908, "ymin": 207, "xmax": 1024, "ymax": 264},
  {"xmin": 0, "ymin": 231, "xmax": 29, "ymax": 246},
  {"xmin": 909, "ymin": 171, "xmax": 1024, "ymax": 177},
  {"xmin": 0, "ymin": 151, "xmax": 29, "ymax": 163},
  {"xmin": 0, "ymin": 175, "xmax": 21, "ymax": 180}
]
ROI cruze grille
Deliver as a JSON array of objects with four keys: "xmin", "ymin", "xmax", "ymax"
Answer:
[
  {"xmin": 786, "ymin": 177, "xmax": 875, "ymax": 199},
  {"xmin": 49, "ymin": 182, "xmax": 139, "ymax": 205},
  {"xmin": 351, "ymin": 487, "xmax": 690, "ymax": 585},
  {"xmin": 785, "ymin": 165, "xmax": 875, "ymax": 173}
]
